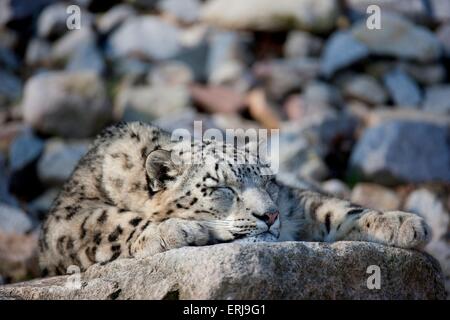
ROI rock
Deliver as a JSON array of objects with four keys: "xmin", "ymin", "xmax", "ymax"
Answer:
[
  {"xmin": 0, "ymin": 45, "xmax": 19, "ymax": 71},
  {"xmin": 383, "ymin": 68, "xmax": 421, "ymax": 108},
  {"xmin": 22, "ymin": 71, "xmax": 111, "ymax": 138},
  {"xmin": 97, "ymin": 4, "xmax": 136, "ymax": 34},
  {"xmin": 112, "ymin": 57, "xmax": 152, "ymax": 79},
  {"xmin": 437, "ymin": 23, "xmax": 450, "ymax": 57},
  {"xmin": 25, "ymin": 38, "xmax": 51, "ymax": 67},
  {"xmin": 340, "ymin": 74, "xmax": 387, "ymax": 105},
  {"xmin": 303, "ymin": 81, "xmax": 342, "ymax": 109},
  {"xmin": 349, "ymin": 119, "xmax": 450, "ymax": 185},
  {"xmin": 106, "ymin": 16, "xmax": 181, "ymax": 61},
  {"xmin": 159, "ymin": 0, "xmax": 201, "ymax": 24},
  {"xmin": 66, "ymin": 41, "xmax": 105, "ymax": 75},
  {"xmin": 284, "ymin": 30, "xmax": 323, "ymax": 58},
  {"xmin": 430, "ymin": 0, "xmax": 450, "ymax": 23},
  {"xmin": 201, "ymin": 0, "xmax": 340, "ymax": 33},
  {"xmin": 148, "ymin": 61, "xmax": 193, "ymax": 86},
  {"xmin": 321, "ymin": 179, "xmax": 350, "ymax": 199},
  {"xmin": 0, "ymin": 242, "xmax": 445, "ymax": 299},
  {"xmin": 0, "ymin": 204, "xmax": 32, "ymax": 234},
  {"xmin": 320, "ymin": 31, "xmax": 369, "ymax": 77},
  {"xmin": 0, "ymin": 0, "xmax": 57, "ymax": 26},
  {"xmin": 8, "ymin": 128, "xmax": 44, "ymax": 173},
  {"xmin": 0, "ymin": 231, "xmax": 39, "ymax": 283},
  {"xmin": 346, "ymin": 0, "xmax": 432, "ymax": 23},
  {"xmin": 37, "ymin": 139, "xmax": 89, "ymax": 186},
  {"xmin": 207, "ymin": 31, "xmax": 247, "ymax": 85},
  {"xmin": 405, "ymin": 189, "xmax": 450, "ymax": 296},
  {"xmin": 254, "ymin": 58, "xmax": 320, "ymax": 99},
  {"xmin": 0, "ymin": 153, "xmax": 18, "ymax": 207},
  {"xmin": 351, "ymin": 13, "xmax": 442, "ymax": 62},
  {"xmin": 351, "ymin": 183, "xmax": 401, "ymax": 211},
  {"xmin": 423, "ymin": 85, "xmax": 450, "ymax": 114},
  {"xmin": 0, "ymin": 70, "xmax": 21, "ymax": 107},
  {"xmin": 37, "ymin": 3, "xmax": 92, "ymax": 39},
  {"xmin": 399, "ymin": 63, "xmax": 446, "ymax": 86},
  {"xmin": 51, "ymin": 27, "xmax": 97, "ymax": 63},
  {"xmin": 117, "ymin": 85, "xmax": 190, "ymax": 123},
  {"xmin": 27, "ymin": 188, "xmax": 59, "ymax": 220},
  {"xmin": 190, "ymin": 84, "xmax": 246, "ymax": 114}
]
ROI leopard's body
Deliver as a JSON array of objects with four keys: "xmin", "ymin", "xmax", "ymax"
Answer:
[{"xmin": 39, "ymin": 122, "xmax": 431, "ymax": 275}]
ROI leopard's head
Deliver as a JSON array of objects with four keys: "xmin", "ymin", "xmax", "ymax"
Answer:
[{"xmin": 145, "ymin": 138, "xmax": 280, "ymax": 243}]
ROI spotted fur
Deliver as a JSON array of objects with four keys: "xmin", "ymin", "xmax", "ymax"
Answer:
[{"xmin": 39, "ymin": 122, "xmax": 431, "ymax": 275}]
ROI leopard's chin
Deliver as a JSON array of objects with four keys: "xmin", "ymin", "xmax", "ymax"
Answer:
[{"xmin": 232, "ymin": 231, "xmax": 279, "ymax": 243}]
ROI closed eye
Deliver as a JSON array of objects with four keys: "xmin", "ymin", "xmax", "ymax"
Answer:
[{"xmin": 210, "ymin": 186, "xmax": 236, "ymax": 196}]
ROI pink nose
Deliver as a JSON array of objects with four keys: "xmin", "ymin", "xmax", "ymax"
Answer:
[{"xmin": 263, "ymin": 211, "xmax": 279, "ymax": 227}]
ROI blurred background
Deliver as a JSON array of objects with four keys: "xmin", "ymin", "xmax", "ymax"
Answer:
[{"xmin": 0, "ymin": 0, "xmax": 449, "ymax": 295}]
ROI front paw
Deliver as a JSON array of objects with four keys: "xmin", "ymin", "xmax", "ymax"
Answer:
[
  {"xmin": 395, "ymin": 212, "xmax": 432, "ymax": 249},
  {"xmin": 366, "ymin": 211, "xmax": 431, "ymax": 249},
  {"xmin": 159, "ymin": 219, "xmax": 210, "ymax": 249}
]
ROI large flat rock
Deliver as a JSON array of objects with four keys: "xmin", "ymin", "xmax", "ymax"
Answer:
[{"xmin": 0, "ymin": 242, "xmax": 445, "ymax": 300}]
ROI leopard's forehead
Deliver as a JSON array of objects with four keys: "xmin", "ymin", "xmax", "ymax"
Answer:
[{"xmin": 173, "ymin": 138, "xmax": 274, "ymax": 184}]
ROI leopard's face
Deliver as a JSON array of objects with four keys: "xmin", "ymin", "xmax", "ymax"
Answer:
[{"xmin": 145, "ymin": 139, "xmax": 281, "ymax": 242}]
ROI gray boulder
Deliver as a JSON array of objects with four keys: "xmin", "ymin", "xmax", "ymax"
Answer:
[
  {"xmin": 423, "ymin": 85, "xmax": 450, "ymax": 114},
  {"xmin": 320, "ymin": 31, "xmax": 369, "ymax": 77},
  {"xmin": 383, "ymin": 68, "xmax": 421, "ymax": 108},
  {"xmin": 106, "ymin": 16, "xmax": 181, "ymax": 61},
  {"xmin": 0, "ymin": 242, "xmax": 445, "ymax": 299},
  {"xmin": 352, "ymin": 13, "xmax": 442, "ymax": 62},
  {"xmin": 0, "ymin": 203, "xmax": 32, "ymax": 234},
  {"xmin": 22, "ymin": 71, "xmax": 111, "ymax": 138},
  {"xmin": 37, "ymin": 139, "xmax": 89, "ymax": 186},
  {"xmin": 0, "ymin": 69, "xmax": 22, "ymax": 107},
  {"xmin": 9, "ymin": 128, "xmax": 44, "ymax": 172},
  {"xmin": 201, "ymin": 0, "xmax": 340, "ymax": 33},
  {"xmin": 349, "ymin": 118, "xmax": 450, "ymax": 185}
]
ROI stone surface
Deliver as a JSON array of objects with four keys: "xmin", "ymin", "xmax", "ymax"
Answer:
[
  {"xmin": 284, "ymin": 30, "xmax": 323, "ymax": 58},
  {"xmin": 351, "ymin": 183, "xmax": 401, "ymax": 211},
  {"xmin": 22, "ymin": 71, "xmax": 111, "ymax": 138},
  {"xmin": 340, "ymin": 74, "xmax": 387, "ymax": 105},
  {"xmin": 65, "ymin": 41, "xmax": 105, "ymax": 75},
  {"xmin": 201, "ymin": 0, "xmax": 339, "ymax": 33},
  {"xmin": 437, "ymin": 23, "xmax": 450, "ymax": 57},
  {"xmin": 37, "ymin": 3, "xmax": 92, "ymax": 39},
  {"xmin": 349, "ymin": 119, "xmax": 450, "ymax": 185},
  {"xmin": 37, "ymin": 139, "xmax": 89, "ymax": 186},
  {"xmin": 0, "ymin": 0, "xmax": 57, "ymax": 26},
  {"xmin": 0, "ymin": 204, "xmax": 32, "ymax": 234},
  {"xmin": 106, "ymin": 16, "xmax": 181, "ymax": 60},
  {"xmin": 25, "ymin": 38, "xmax": 51, "ymax": 67},
  {"xmin": 352, "ymin": 13, "xmax": 442, "ymax": 62},
  {"xmin": 0, "ymin": 242, "xmax": 445, "ymax": 299},
  {"xmin": 320, "ymin": 31, "xmax": 369, "ymax": 77},
  {"xmin": 0, "ymin": 70, "xmax": 22, "ymax": 107},
  {"xmin": 383, "ymin": 68, "xmax": 421, "ymax": 108},
  {"xmin": 423, "ymin": 85, "xmax": 450, "ymax": 114},
  {"xmin": 159, "ymin": 0, "xmax": 201, "ymax": 24},
  {"xmin": 8, "ymin": 128, "xmax": 44, "ymax": 172},
  {"xmin": 207, "ymin": 30, "xmax": 247, "ymax": 85},
  {"xmin": 97, "ymin": 4, "xmax": 136, "ymax": 34},
  {"xmin": 117, "ymin": 85, "xmax": 190, "ymax": 123},
  {"xmin": 254, "ymin": 58, "xmax": 320, "ymax": 99}
]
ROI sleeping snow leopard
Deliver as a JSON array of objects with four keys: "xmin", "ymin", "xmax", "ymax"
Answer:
[{"xmin": 39, "ymin": 121, "xmax": 431, "ymax": 275}]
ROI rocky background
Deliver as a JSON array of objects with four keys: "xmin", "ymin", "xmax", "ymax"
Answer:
[{"xmin": 0, "ymin": 0, "xmax": 449, "ymax": 297}]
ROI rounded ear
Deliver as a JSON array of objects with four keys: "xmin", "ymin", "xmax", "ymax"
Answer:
[{"xmin": 145, "ymin": 149, "xmax": 179, "ymax": 192}]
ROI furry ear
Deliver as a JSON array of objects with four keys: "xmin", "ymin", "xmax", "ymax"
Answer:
[{"xmin": 145, "ymin": 149, "xmax": 179, "ymax": 192}]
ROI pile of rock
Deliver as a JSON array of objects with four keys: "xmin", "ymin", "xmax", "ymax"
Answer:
[{"xmin": 0, "ymin": 0, "xmax": 448, "ymax": 298}]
